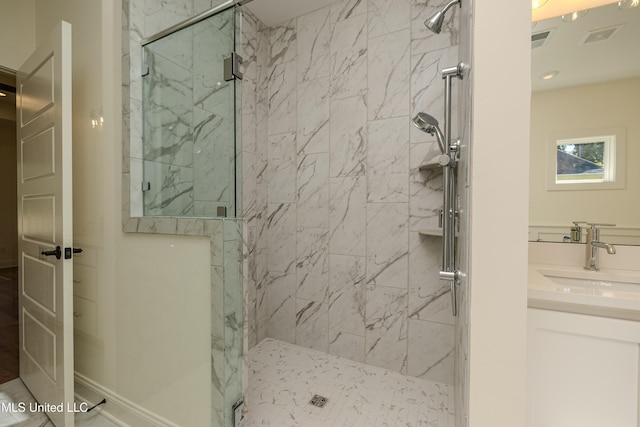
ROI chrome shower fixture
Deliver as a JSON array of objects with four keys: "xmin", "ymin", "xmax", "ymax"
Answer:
[
  {"xmin": 412, "ymin": 112, "xmax": 446, "ymax": 154},
  {"xmin": 424, "ymin": 0, "xmax": 461, "ymax": 34}
]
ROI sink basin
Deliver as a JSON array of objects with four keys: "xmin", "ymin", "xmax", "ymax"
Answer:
[
  {"xmin": 528, "ymin": 265, "xmax": 640, "ymax": 321},
  {"xmin": 540, "ymin": 269, "xmax": 640, "ymax": 297}
]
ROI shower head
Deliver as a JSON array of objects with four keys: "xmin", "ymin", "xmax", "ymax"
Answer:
[
  {"xmin": 424, "ymin": 0, "xmax": 461, "ymax": 34},
  {"xmin": 412, "ymin": 113, "xmax": 446, "ymax": 154}
]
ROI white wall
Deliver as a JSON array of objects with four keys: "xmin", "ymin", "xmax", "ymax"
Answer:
[
  {"xmin": 468, "ymin": 0, "xmax": 530, "ymax": 425},
  {"xmin": 530, "ymin": 77, "xmax": 640, "ymax": 228},
  {"xmin": 0, "ymin": 0, "xmax": 36, "ymax": 71},
  {"xmin": 33, "ymin": 1, "xmax": 212, "ymax": 425}
]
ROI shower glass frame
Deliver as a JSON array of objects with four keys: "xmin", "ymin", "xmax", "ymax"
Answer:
[{"xmin": 141, "ymin": 7, "xmax": 240, "ymax": 219}]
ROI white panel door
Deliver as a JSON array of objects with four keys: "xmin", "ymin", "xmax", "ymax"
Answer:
[{"xmin": 17, "ymin": 21, "xmax": 74, "ymax": 427}]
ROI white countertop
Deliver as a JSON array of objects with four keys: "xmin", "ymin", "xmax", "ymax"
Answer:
[{"xmin": 528, "ymin": 263, "xmax": 640, "ymax": 321}]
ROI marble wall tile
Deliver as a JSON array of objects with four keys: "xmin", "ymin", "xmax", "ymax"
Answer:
[
  {"xmin": 329, "ymin": 95, "xmax": 367, "ymax": 178},
  {"xmin": 297, "ymin": 77, "xmax": 330, "ymax": 155},
  {"xmin": 409, "ymin": 141, "xmax": 444, "ymax": 231},
  {"xmin": 267, "ymin": 62, "xmax": 297, "ymax": 135},
  {"xmin": 296, "ymin": 228, "xmax": 329, "ymax": 303},
  {"xmin": 130, "ymin": 99, "xmax": 143, "ymax": 156},
  {"xmin": 129, "ymin": 0, "xmax": 144, "ymax": 42},
  {"xmin": 408, "ymin": 232, "xmax": 453, "ymax": 325},
  {"xmin": 152, "ymin": 27, "xmax": 194, "ymax": 71},
  {"xmin": 267, "ymin": 132, "xmax": 297, "ymax": 203},
  {"xmin": 266, "ymin": 271, "xmax": 297, "ymax": 344},
  {"xmin": 142, "ymin": 161, "xmax": 194, "ymax": 216},
  {"xmin": 130, "ymin": 158, "xmax": 144, "ymax": 217},
  {"xmin": 329, "ymin": 331, "xmax": 365, "ymax": 363},
  {"xmin": 242, "ymin": 80, "xmax": 257, "ymax": 125},
  {"xmin": 211, "ymin": 265, "xmax": 225, "ymax": 340},
  {"xmin": 329, "ymin": 176, "xmax": 366, "ymax": 256},
  {"xmin": 365, "ymin": 284, "xmax": 408, "ymax": 373},
  {"xmin": 242, "ymin": 152, "xmax": 257, "ymax": 221},
  {"xmin": 328, "ymin": 254, "xmax": 365, "ymax": 336},
  {"xmin": 241, "ymin": 13, "xmax": 258, "ymax": 83},
  {"xmin": 295, "ymin": 299, "xmax": 329, "ymax": 352},
  {"xmin": 129, "ymin": 39, "xmax": 143, "ymax": 102},
  {"xmin": 410, "ymin": 0, "xmax": 459, "ymax": 56},
  {"xmin": 193, "ymin": 108, "xmax": 233, "ymax": 209},
  {"xmin": 266, "ymin": 203, "xmax": 296, "ymax": 273},
  {"xmin": 367, "ymin": 117, "xmax": 410, "ymax": 203},
  {"xmin": 269, "ymin": 20, "xmax": 296, "ymax": 66},
  {"xmin": 193, "ymin": 28, "xmax": 234, "ymax": 120},
  {"xmin": 410, "ymin": 45, "xmax": 458, "ymax": 143},
  {"xmin": 144, "ymin": 0, "xmax": 193, "ymax": 37},
  {"xmin": 122, "ymin": 54, "xmax": 131, "ymax": 116},
  {"xmin": 368, "ymin": 29, "xmax": 410, "ymax": 120},
  {"xmin": 407, "ymin": 319, "xmax": 454, "ymax": 384},
  {"xmin": 297, "ymin": 153, "xmax": 329, "ymax": 228},
  {"xmin": 297, "ymin": 8, "xmax": 331, "ymax": 82},
  {"xmin": 368, "ymin": 0, "xmax": 410, "ymax": 38},
  {"xmin": 177, "ymin": 218, "xmax": 205, "ymax": 235},
  {"xmin": 142, "ymin": 52, "xmax": 193, "ymax": 167},
  {"xmin": 330, "ymin": 13, "xmax": 368, "ymax": 100},
  {"xmin": 330, "ymin": 0, "xmax": 368, "ymax": 25},
  {"xmin": 366, "ymin": 203, "xmax": 409, "ymax": 289}
]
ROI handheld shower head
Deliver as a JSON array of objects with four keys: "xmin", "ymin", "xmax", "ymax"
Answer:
[
  {"xmin": 424, "ymin": 0, "xmax": 461, "ymax": 34},
  {"xmin": 412, "ymin": 113, "xmax": 446, "ymax": 154}
]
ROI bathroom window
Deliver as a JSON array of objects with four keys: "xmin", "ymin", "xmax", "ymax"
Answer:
[{"xmin": 546, "ymin": 128, "xmax": 625, "ymax": 191}]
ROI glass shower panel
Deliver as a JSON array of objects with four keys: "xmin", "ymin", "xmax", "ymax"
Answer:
[{"xmin": 142, "ymin": 9, "xmax": 237, "ymax": 218}]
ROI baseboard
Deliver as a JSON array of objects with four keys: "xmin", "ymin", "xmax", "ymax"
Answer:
[{"xmin": 74, "ymin": 372, "xmax": 181, "ymax": 427}]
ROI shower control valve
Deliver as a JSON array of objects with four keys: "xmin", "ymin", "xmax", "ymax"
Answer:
[{"xmin": 437, "ymin": 154, "xmax": 452, "ymax": 167}]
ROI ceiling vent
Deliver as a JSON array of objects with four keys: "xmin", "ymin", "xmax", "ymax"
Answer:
[
  {"xmin": 531, "ymin": 28, "xmax": 555, "ymax": 49},
  {"xmin": 581, "ymin": 25, "xmax": 623, "ymax": 45}
]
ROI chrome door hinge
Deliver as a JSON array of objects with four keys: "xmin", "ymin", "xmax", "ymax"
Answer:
[{"xmin": 224, "ymin": 52, "xmax": 243, "ymax": 81}]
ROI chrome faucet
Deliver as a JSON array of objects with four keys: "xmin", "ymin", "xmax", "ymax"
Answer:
[{"xmin": 584, "ymin": 223, "xmax": 616, "ymax": 271}]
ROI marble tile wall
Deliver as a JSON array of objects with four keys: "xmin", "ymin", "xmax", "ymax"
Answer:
[{"xmin": 243, "ymin": 0, "xmax": 460, "ymax": 385}]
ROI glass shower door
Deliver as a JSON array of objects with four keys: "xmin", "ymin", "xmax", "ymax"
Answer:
[{"xmin": 142, "ymin": 8, "xmax": 237, "ymax": 218}]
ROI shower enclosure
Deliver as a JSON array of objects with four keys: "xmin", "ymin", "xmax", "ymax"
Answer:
[{"xmin": 129, "ymin": 3, "xmax": 245, "ymax": 427}]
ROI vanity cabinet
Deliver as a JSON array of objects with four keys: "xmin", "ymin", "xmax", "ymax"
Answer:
[{"xmin": 527, "ymin": 308, "xmax": 640, "ymax": 427}]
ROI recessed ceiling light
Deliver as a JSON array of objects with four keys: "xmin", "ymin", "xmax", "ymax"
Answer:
[
  {"xmin": 618, "ymin": 0, "xmax": 639, "ymax": 9},
  {"xmin": 541, "ymin": 71, "xmax": 559, "ymax": 80},
  {"xmin": 532, "ymin": 0, "xmax": 548, "ymax": 10},
  {"xmin": 562, "ymin": 10, "xmax": 589, "ymax": 22}
]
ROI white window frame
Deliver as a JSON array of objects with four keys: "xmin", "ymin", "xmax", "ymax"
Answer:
[{"xmin": 546, "ymin": 127, "xmax": 626, "ymax": 191}]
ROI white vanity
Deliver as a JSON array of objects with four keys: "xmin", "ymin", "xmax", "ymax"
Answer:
[{"xmin": 527, "ymin": 243, "xmax": 640, "ymax": 427}]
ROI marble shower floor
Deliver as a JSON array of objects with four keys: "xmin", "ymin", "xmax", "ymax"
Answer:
[
  {"xmin": 245, "ymin": 339, "xmax": 454, "ymax": 427},
  {"xmin": 0, "ymin": 378, "xmax": 118, "ymax": 427}
]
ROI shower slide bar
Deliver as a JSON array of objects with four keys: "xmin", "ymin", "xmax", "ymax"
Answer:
[
  {"xmin": 439, "ymin": 62, "xmax": 464, "ymax": 317},
  {"xmin": 141, "ymin": 0, "xmax": 255, "ymax": 46}
]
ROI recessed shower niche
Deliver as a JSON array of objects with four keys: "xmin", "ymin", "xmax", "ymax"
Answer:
[{"xmin": 140, "ymin": 7, "xmax": 239, "ymax": 218}]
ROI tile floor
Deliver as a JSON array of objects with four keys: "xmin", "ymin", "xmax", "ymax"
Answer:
[
  {"xmin": 0, "ymin": 378, "xmax": 119, "ymax": 427},
  {"xmin": 245, "ymin": 339, "xmax": 454, "ymax": 427}
]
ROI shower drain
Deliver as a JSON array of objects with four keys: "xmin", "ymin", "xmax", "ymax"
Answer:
[{"xmin": 309, "ymin": 394, "xmax": 328, "ymax": 408}]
